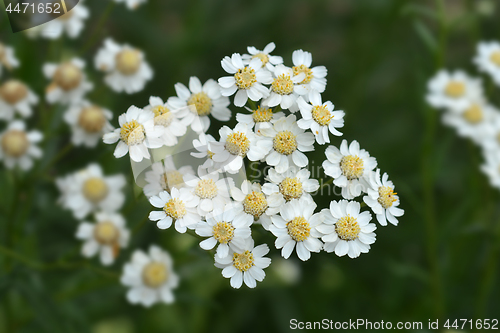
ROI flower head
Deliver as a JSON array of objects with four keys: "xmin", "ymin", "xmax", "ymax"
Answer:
[{"xmin": 0, "ymin": 121, "xmax": 42, "ymax": 170}]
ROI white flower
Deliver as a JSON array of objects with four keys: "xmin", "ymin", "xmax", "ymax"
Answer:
[
  {"xmin": 195, "ymin": 204, "xmax": 252, "ymax": 258},
  {"xmin": 113, "ymin": 0, "xmax": 146, "ymax": 10},
  {"xmin": 103, "ymin": 106, "xmax": 163, "ymax": 162},
  {"xmin": 257, "ymin": 115, "xmax": 315, "ymax": 174},
  {"xmin": 56, "ymin": 164, "xmax": 125, "ymax": 219},
  {"xmin": 167, "ymin": 76, "xmax": 230, "ymax": 133},
  {"xmin": 426, "ymin": 70, "xmax": 483, "ymax": 111},
  {"xmin": 262, "ymin": 65, "xmax": 307, "ymax": 111},
  {"xmin": 215, "ymin": 238, "xmax": 271, "ymax": 289},
  {"xmin": 236, "ymin": 105, "xmax": 284, "ymax": 133},
  {"xmin": 143, "ymin": 156, "xmax": 195, "ymax": 197},
  {"xmin": 43, "ymin": 58, "xmax": 93, "ymax": 104},
  {"xmin": 296, "ymin": 92, "xmax": 344, "ymax": 145},
  {"xmin": 242, "ymin": 42, "xmax": 284, "ymax": 72},
  {"xmin": 183, "ymin": 167, "xmax": 234, "ymax": 216},
  {"xmin": 148, "ymin": 188, "xmax": 201, "ymax": 233},
  {"xmin": 474, "ymin": 41, "xmax": 500, "ymax": 86},
  {"xmin": 191, "ymin": 133, "xmax": 220, "ymax": 173},
  {"xmin": 230, "ymin": 180, "xmax": 274, "ymax": 230},
  {"xmin": 291, "ymin": 49, "xmax": 328, "ymax": 95},
  {"xmin": 317, "ymin": 200, "xmax": 376, "ymax": 258},
  {"xmin": 480, "ymin": 112, "xmax": 500, "ymax": 153},
  {"xmin": 218, "ymin": 53, "xmax": 273, "ymax": 107},
  {"xmin": 76, "ymin": 212, "xmax": 130, "ymax": 266},
  {"xmin": 269, "ymin": 197, "xmax": 323, "ymax": 261},
  {"xmin": 323, "ymin": 140, "xmax": 377, "ymax": 199},
  {"xmin": 262, "ymin": 167, "xmax": 319, "ymax": 215},
  {"xmin": 121, "ymin": 246, "xmax": 179, "ymax": 307},
  {"xmin": 0, "ymin": 43, "xmax": 20, "ymax": 78},
  {"xmin": 0, "ymin": 80, "xmax": 38, "ymax": 120},
  {"xmin": 0, "ymin": 121, "xmax": 42, "ymax": 170},
  {"xmin": 63, "ymin": 100, "xmax": 113, "ymax": 148},
  {"xmin": 94, "ymin": 38, "xmax": 153, "ymax": 94},
  {"xmin": 363, "ymin": 169, "xmax": 404, "ymax": 226},
  {"xmin": 37, "ymin": 2, "xmax": 89, "ymax": 39},
  {"xmin": 144, "ymin": 96, "xmax": 187, "ymax": 147},
  {"xmin": 481, "ymin": 150, "xmax": 500, "ymax": 190}
]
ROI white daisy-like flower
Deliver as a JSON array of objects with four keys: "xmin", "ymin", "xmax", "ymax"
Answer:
[
  {"xmin": 144, "ymin": 96, "xmax": 187, "ymax": 147},
  {"xmin": 474, "ymin": 41, "xmax": 500, "ymax": 86},
  {"xmin": 426, "ymin": 70, "xmax": 483, "ymax": 111},
  {"xmin": 236, "ymin": 105, "xmax": 284, "ymax": 133},
  {"xmin": 113, "ymin": 0, "xmax": 146, "ymax": 10},
  {"xmin": 215, "ymin": 238, "xmax": 271, "ymax": 289},
  {"xmin": 103, "ymin": 106, "xmax": 163, "ymax": 162},
  {"xmin": 262, "ymin": 167, "xmax": 319, "ymax": 215},
  {"xmin": 143, "ymin": 156, "xmax": 195, "ymax": 197},
  {"xmin": 0, "ymin": 120, "xmax": 42, "ymax": 170},
  {"xmin": 363, "ymin": 169, "xmax": 404, "ymax": 226},
  {"xmin": 43, "ymin": 58, "xmax": 93, "ymax": 104},
  {"xmin": 230, "ymin": 180, "xmax": 274, "ymax": 230},
  {"xmin": 0, "ymin": 42, "xmax": 20, "ymax": 78},
  {"xmin": 241, "ymin": 42, "xmax": 284, "ymax": 72},
  {"xmin": 56, "ymin": 164, "xmax": 126, "ymax": 219},
  {"xmin": 480, "ymin": 112, "xmax": 500, "ymax": 153},
  {"xmin": 183, "ymin": 167, "xmax": 234, "ymax": 216},
  {"xmin": 121, "ymin": 246, "xmax": 179, "ymax": 307},
  {"xmin": 322, "ymin": 139, "xmax": 377, "ymax": 199},
  {"xmin": 210, "ymin": 123, "xmax": 267, "ymax": 174},
  {"xmin": 262, "ymin": 65, "xmax": 307, "ymax": 111},
  {"xmin": 37, "ymin": 2, "xmax": 89, "ymax": 39},
  {"xmin": 168, "ymin": 76, "xmax": 231, "ymax": 133},
  {"xmin": 257, "ymin": 115, "xmax": 315, "ymax": 174},
  {"xmin": 76, "ymin": 212, "xmax": 130, "ymax": 266},
  {"xmin": 195, "ymin": 204, "xmax": 252, "ymax": 258},
  {"xmin": 269, "ymin": 197, "xmax": 323, "ymax": 261},
  {"xmin": 291, "ymin": 49, "xmax": 328, "ymax": 96},
  {"xmin": 296, "ymin": 92, "xmax": 344, "ymax": 145},
  {"xmin": 317, "ymin": 200, "xmax": 376, "ymax": 259},
  {"xmin": 0, "ymin": 80, "xmax": 38, "ymax": 121},
  {"xmin": 148, "ymin": 188, "xmax": 201, "ymax": 233},
  {"xmin": 218, "ymin": 53, "xmax": 273, "ymax": 107},
  {"xmin": 63, "ymin": 100, "xmax": 113, "ymax": 148},
  {"xmin": 480, "ymin": 150, "xmax": 500, "ymax": 190},
  {"xmin": 191, "ymin": 133, "xmax": 220, "ymax": 173},
  {"xmin": 94, "ymin": 38, "xmax": 153, "ymax": 94}
]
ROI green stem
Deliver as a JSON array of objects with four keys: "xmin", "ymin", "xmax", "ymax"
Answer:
[
  {"xmin": 320, "ymin": 177, "xmax": 333, "ymax": 189},
  {"xmin": 78, "ymin": 2, "xmax": 116, "ymax": 55}
]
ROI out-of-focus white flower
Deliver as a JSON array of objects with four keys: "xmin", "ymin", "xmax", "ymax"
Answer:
[
  {"xmin": 215, "ymin": 238, "xmax": 271, "ymax": 289},
  {"xmin": 113, "ymin": 0, "xmax": 147, "ymax": 10},
  {"xmin": 103, "ymin": 106, "xmax": 163, "ymax": 162},
  {"xmin": 0, "ymin": 43, "xmax": 20, "ymax": 78},
  {"xmin": 236, "ymin": 105, "xmax": 284, "ymax": 134},
  {"xmin": 56, "ymin": 163, "xmax": 126, "ymax": 219},
  {"xmin": 230, "ymin": 180, "xmax": 274, "ymax": 230},
  {"xmin": 143, "ymin": 156, "xmax": 195, "ymax": 197},
  {"xmin": 481, "ymin": 112, "xmax": 500, "ymax": 153},
  {"xmin": 242, "ymin": 42, "xmax": 284, "ymax": 72},
  {"xmin": 474, "ymin": 41, "xmax": 500, "ymax": 86},
  {"xmin": 291, "ymin": 49, "xmax": 327, "ymax": 96},
  {"xmin": 43, "ymin": 58, "xmax": 93, "ymax": 104},
  {"xmin": 63, "ymin": 100, "xmax": 113, "ymax": 148},
  {"xmin": 0, "ymin": 80, "xmax": 38, "ymax": 120},
  {"xmin": 121, "ymin": 246, "xmax": 179, "ymax": 307},
  {"xmin": 0, "ymin": 120, "xmax": 42, "ymax": 170},
  {"xmin": 37, "ymin": 2, "xmax": 89, "ymax": 39},
  {"xmin": 262, "ymin": 65, "xmax": 307, "ymax": 111},
  {"xmin": 191, "ymin": 133, "xmax": 220, "ymax": 173},
  {"xmin": 168, "ymin": 76, "xmax": 231, "ymax": 133},
  {"xmin": 323, "ymin": 140, "xmax": 377, "ymax": 199},
  {"xmin": 271, "ymin": 256, "xmax": 301, "ymax": 285},
  {"xmin": 144, "ymin": 96, "xmax": 187, "ymax": 147},
  {"xmin": 481, "ymin": 150, "xmax": 500, "ymax": 190},
  {"xmin": 76, "ymin": 212, "xmax": 130, "ymax": 265},
  {"xmin": 95, "ymin": 38, "xmax": 153, "ymax": 94}
]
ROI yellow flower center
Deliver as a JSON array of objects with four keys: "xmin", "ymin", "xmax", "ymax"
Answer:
[
  {"xmin": 120, "ymin": 120, "xmax": 145, "ymax": 146},
  {"xmin": 0, "ymin": 80, "xmax": 28, "ymax": 105},
  {"xmin": 490, "ymin": 51, "xmax": 500, "ymax": 66},
  {"xmin": 234, "ymin": 67, "xmax": 257, "ymax": 90},
  {"xmin": 273, "ymin": 130, "xmax": 297, "ymax": 155},
  {"xmin": 279, "ymin": 177, "xmax": 303, "ymax": 201},
  {"xmin": 195, "ymin": 179, "xmax": 218, "ymax": 199},
  {"xmin": 312, "ymin": 105, "xmax": 333, "ymax": 126},
  {"xmin": 78, "ymin": 106, "xmax": 106, "ymax": 133},
  {"xmin": 82, "ymin": 177, "xmax": 109, "ymax": 204},
  {"xmin": 53, "ymin": 63, "xmax": 82, "ymax": 91},
  {"xmin": 340, "ymin": 155, "xmax": 364, "ymax": 180},
  {"xmin": 93, "ymin": 221, "xmax": 119, "ymax": 245},
  {"xmin": 335, "ymin": 215, "xmax": 361, "ymax": 241},
  {"xmin": 159, "ymin": 170, "xmax": 184, "ymax": 193},
  {"xmin": 142, "ymin": 262, "xmax": 169, "ymax": 288},
  {"xmin": 188, "ymin": 92, "xmax": 213, "ymax": 117},
  {"xmin": 225, "ymin": 132, "xmax": 250, "ymax": 157},
  {"xmin": 1, "ymin": 130, "xmax": 29, "ymax": 158},
  {"xmin": 252, "ymin": 106, "xmax": 274, "ymax": 123},
  {"xmin": 444, "ymin": 80, "xmax": 465, "ymax": 98},
  {"xmin": 293, "ymin": 64, "xmax": 314, "ymax": 84},
  {"xmin": 462, "ymin": 103, "xmax": 483, "ymax": 124},
  {"xmin": 152, "ymin": 105, "xmax": 173, "ymax": 127},
  {"xmin": 252, "ymin": 53, "xmax": 269, "ymax": 66},
  {"xmin": 272, "ymin": 74, "xmax": 294, "ymax": 95},
  {"xmin": 233, "ymin": 250, "xmax": 255, "ymax": 272},
  {"xmin": 287, "ymin": 216, "xmax": 311, "ymax": 242},
  {"xmin": 213, "ymin": 222, "xmax": 235, "ymax": 244},
  {"xmin": 378, "ymin": 186, "xmax": 397, "ymax": 209},
  {"xmin": 243, "ymin": 191, "xmax": 268, "ymax": 218},
  {"xmin": 163, "ymin": 198, "xmax": 187, "ymax": 220},
  {"xmin": 115, "ymin": 49, "xmax": 141, "ymax": 75},
  {"xmin": 207, "ymin": 150, "xmax": 214, "ymax": 159}
]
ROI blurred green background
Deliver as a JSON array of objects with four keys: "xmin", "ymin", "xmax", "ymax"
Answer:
[{"xmin": 1, "ymin": 0, "xmax": 500, "ymax": 332}]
